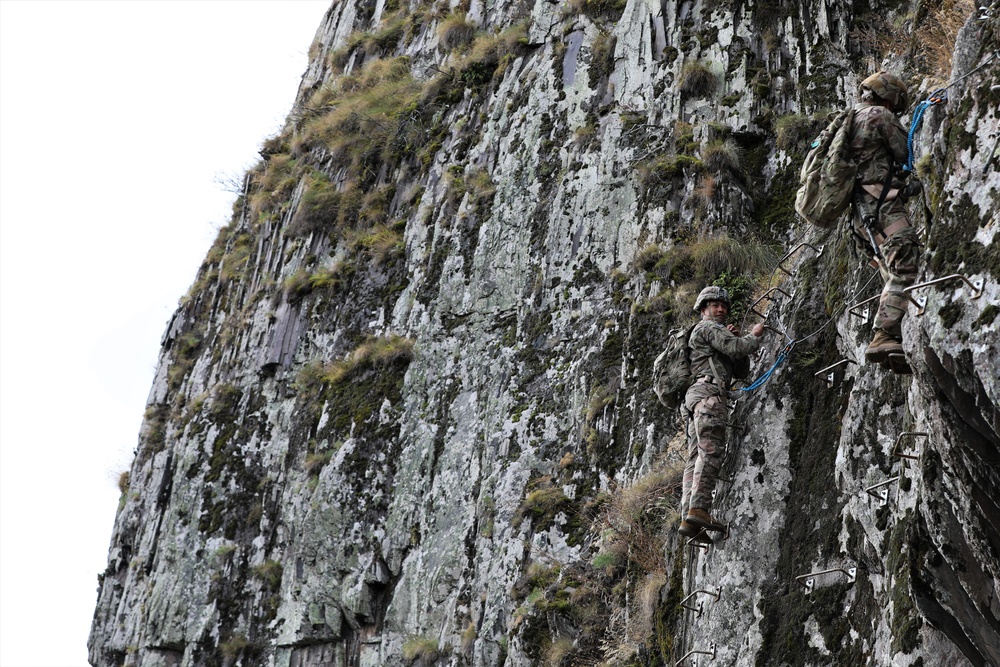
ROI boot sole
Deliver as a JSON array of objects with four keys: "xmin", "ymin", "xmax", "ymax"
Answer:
[
  {"xmin": 687, "ymin": 516, "xmax": 727, "ymax": 532},
  {"xmin": 865, "ymin": 346, "xmax": 903, "ymax": 364},
  {"xmin": 678, "ymin": 522, "xmax": 699, "ymax": 538}
]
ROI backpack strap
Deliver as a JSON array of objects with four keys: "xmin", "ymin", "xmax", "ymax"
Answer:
[
  {"xmin": 708, "ymin": 356, "xmax": 723, "ymax": 385},
  {"xmin": 857, "ymin": 165, "xmax": 894, "ymax": 260}
]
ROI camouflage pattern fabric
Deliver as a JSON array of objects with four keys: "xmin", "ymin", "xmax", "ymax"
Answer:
[
  {"xmin": 687, "ymin": 320, "xmax": 760, "ymax": 386},
  {"xmin": 680, "ymin": 322, "xmax": 762, "ymax": 513},
  {"xmin": 681, "ymin": 382, "xmax": 728, "ymax": 512},
  {"xmin": 875, "ymin": 224, "xmax": 920, "ymax": 336},
  {"xmin": 850, "ymin": 102, "xmax": 909, "ymax": 189},
  {"xmin": 850, "ymin": 102, "xmax": 920, "ymax": 337}
]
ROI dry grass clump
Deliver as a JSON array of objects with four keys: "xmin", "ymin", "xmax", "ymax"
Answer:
[
  {"xmin": 567, "ymin": 0, "xmax": 629, "ymax": 20},
  {"xmin": 322, "ymin": 335, "xmax": 416, "ymax": 386},
  {"xmin": 914, "ymin": 0, "xmax": 975, "ymax": 86},
  {"xmin": 304, "ymin": 450, "xmax": 334, "ymax": 476},
  {"xmin": 643, "ymin": 236, "xmax": 778, "ymax": 286},
  {"xmin": 248, "ymin": 153, "xmax": 299, "ymax": 220},
  {"xmin": 678, "ymin": 61, "xmax": 717, "ymax": 98},
  {"xmin": 438, "ymin": 13, "xmax": 477, "ymax": 51},
  {"xmin": 300, "ymin": 57, "xmax": 422, "ymax": 173},
  {"xmin": 282, "ymin": 261, "xmax": 353, "ymax": 303},
  {"xmin": 597, "ymin": 464, "xmax": 681, "ymax": 574},
  {"xmin": 775, "ymin": 112, "xmax": 821, "ymax": 152},
  {"xmin": 288, "ymin": 173, "xmax": 339, "ymax": 237},
  {"xmin": 352, "ymin": 220, "xmax": 406, "ymax": 265},
  {"xmin": 695, "ymin": 173, "xmax": 717, "ymax": 204},
  {"xmin": 701, "ymin": 139, "xmax": 742, "ymax": 174},
  {"xmin": 401, "ymin": 637, "xmax": 440, "ymax": 666}
]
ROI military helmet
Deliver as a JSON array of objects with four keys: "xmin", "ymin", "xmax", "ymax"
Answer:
[
  {"xmin": 693, "ymin": 285, "xmax": 731, "ymax": 312},
  {"xmin": 861, "ymin": 71, "xmax": 909, "ymax": 112}
]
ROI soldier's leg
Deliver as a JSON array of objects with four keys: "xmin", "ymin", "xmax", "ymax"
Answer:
[
  {"xmin": 680, "ymin": 411, "xmax": 696, "ymax": 513},
  {"xmin": 689, "ymin": 394, "xmax": 727, "ymax": 511},
  {"xmin": 677, "ymin": 411, "xmax": 709, "ymax": 540},
  {"xmin": 865, "ymin": 199, "xmax": 917, "ymax": 363},
  {"xmin": 875, "ymin": 223, "xmax": 920, "ymax": 338}
]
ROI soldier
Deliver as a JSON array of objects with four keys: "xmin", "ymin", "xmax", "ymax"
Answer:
[
  {"xmin": 678, "ymin": 286, "xmax": 765, "ymax": 542},
  {"xmin": 851, "ymin": 71, "xmax": 920, "ymax": 369}
]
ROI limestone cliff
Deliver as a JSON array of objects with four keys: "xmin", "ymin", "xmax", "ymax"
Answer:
[{"xmin": 89, "ymin": 0, "xmax": 999, "ymax": 665}]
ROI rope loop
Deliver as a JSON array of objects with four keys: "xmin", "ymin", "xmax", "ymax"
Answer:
[{"xmin": 904, "ymin": 89, "xmax": 948, "ymax": 173}]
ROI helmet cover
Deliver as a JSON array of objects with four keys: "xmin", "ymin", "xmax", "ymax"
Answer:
[
  {"xmin": 861, "ymin": 71, "xmax": 909, "ymax": 111},
  {"xmin": 693, "ymin": 285, "xmax": 732, "ymax": 312}
]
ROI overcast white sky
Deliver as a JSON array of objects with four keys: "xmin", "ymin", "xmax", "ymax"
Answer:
[{"xmin": 0, "ymin": 1, "xmax": 331, "ymax": 664}]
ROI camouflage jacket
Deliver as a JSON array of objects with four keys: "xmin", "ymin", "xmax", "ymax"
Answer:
[
  {"xmin": 850, "ymin": 102, "xmax": 909, "ymax": 189},
  {"xmin": 687, "ymin": 320, "xmax": 762, "ymax": 388}
]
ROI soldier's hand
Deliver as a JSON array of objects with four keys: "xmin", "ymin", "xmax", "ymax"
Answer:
[
  {"xmin": 751, "ymin": 322, "xmax": 765, "ymax": 337},
  {"xmin": 727, "ymin": 324, "xmax": 740, "ymax": 335}
]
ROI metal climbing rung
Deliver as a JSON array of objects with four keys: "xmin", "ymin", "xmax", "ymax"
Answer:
[
  {"xmin": 750, "ymin": 287, "xmax": 793, "ymax": 320},
  {"xmin": 847, "ymin": 291, "xmax": 923, "ymax": 320},
  {"xmin": 686, "ymin": 522, "xmax": 730, "ymax": 550},
  {"xmin": 680, "ymin": 588, "xmax": 722, "ymax": 616},
  {"xmin": 892, "ymin": 432, "xmax": 927, "ymax": 460},
  {"xmin": 864, "ymin": 476, "xmax": 900, "ymax": 506},
  {"xmin": 686, "ymin": 536, "xmax": 711, "ymax": 550},
  {"xmin": 903, "ymin": 274, "xmax": 985, "ymax": 316},
  {"xmin": 776, "ymin": 242, "xmax": 825, "ymax": 277},
  {"xmin": 814, "ymin": 359, "xmax": 856, "ymax": 387},
  {"xmin": 847, "ymin": 293, "xmax": 879, "ymax": 320},
  {"xmin": 795, "ymin": 567, "xmax": 857, "ymax": 592},
  {"xmin": 675, "ymin": 643, "xmax": 716, "ymax": 666}
]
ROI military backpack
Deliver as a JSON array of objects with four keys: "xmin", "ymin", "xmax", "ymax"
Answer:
[
  {"xmin": 653, "ymin": 324, "xmax": 697, "ymax": 408},
  {"xmin": 794, "ymin": 109, "xmax": 857, "ymax": 228}
]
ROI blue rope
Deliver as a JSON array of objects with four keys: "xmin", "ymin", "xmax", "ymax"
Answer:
[
  {"xmin": 740, "ymin": 342, "xmax": 796, "ymax": 393},
  {"xmin": 903, "ymin": 89, "xmax": 947, "ymax": 173}
]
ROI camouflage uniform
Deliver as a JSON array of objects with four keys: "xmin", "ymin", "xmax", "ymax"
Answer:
[
  {"xmin": 680, "ymin": 320, "xmax": 762, "ymax": 513},
  {"xmin": 850, "ymin": 101, "xmax": 920, "ymax": 338}
]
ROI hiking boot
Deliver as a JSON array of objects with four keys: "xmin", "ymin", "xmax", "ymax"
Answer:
[
  {"xmin": 678, "ymin": 519, "xmax": 700, "ymax": 537},
  {"xmin": 686, "ymin": 508, "xmax": 727, "ymax": 532},
  {"xmin": 865, "ymin": 329, "xmax": 903, "ymax": 364},
  {"xmin": 678, "ymin": 519, "xmax": 713, "ymax": 544}
]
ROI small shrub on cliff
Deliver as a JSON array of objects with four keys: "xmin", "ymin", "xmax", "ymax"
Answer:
[
  {"xmin": 568, "ymin": 0, "xmax": 628, "ymax": 21},
  {"xmin": 678, "ymin": 61, "xmax": 717, "ymax": 98}
]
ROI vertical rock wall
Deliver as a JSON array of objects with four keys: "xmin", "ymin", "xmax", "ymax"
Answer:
[{"xmin": 90, "ymin": 1, "xmax": 999, "ymax": 666}]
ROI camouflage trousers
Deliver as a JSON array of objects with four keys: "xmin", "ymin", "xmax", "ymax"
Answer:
[
  {"xmin": 681, "ymin": 380, "xmax": 728, "ymax": 513},
  {"xmin": 854, "ymin": 194, "xmax": 921, "ymax": 337}
]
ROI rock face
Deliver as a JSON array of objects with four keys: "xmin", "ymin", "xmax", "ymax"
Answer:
[{"xmin": 89, "ymin": 1, "xmax": 999, "ymax": 666}]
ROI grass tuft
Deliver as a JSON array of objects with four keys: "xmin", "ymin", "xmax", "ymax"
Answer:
[
  {"xmin": 438, "ymin": 14, "xmax": 477, "ymax": 51},
  {"xmin": 678, "ymin": 61, "xmax": 717, "ymax": 98}
]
